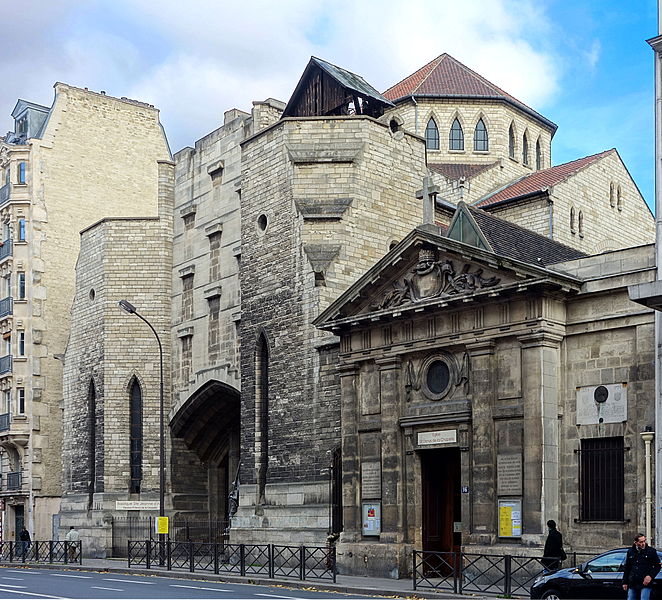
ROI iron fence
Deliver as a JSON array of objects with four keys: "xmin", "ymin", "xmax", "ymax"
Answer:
[
  {"xmin": 128, "ymin": 540, "xmax": 335, "ymax": 582},
  {"xmin": 0, "ymin": 541, "xmax": 81, "ymax": 565},
  {"xmin": 413, "ymin": 550, "xmax": 595, "ymax": 597},
  {"xmin": 111, "ymin": 516, "xmax": 227, "ymax": 558}
]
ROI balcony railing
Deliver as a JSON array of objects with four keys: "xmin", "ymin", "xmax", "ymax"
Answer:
[
  {"xmin": 0, "ymin": 184, "xmax": 9, "ymax": 206},
  {"xmin": 0, "ymin": 355, "xmax": 12, "ymax": 375},
  {"xmin": 0, "ymin": 413, "xmax": 9, "ymax": 432},
  {"xmin": 0, "ymin": 240, "xmax": 12, "ymax": 262},
  {"xmin": 6, "ymin": 471, "xmax": 20, "ymax": 490},
  {"xmin": 0, "ymin": 297, "xmax": 12, "ymax": 318}
]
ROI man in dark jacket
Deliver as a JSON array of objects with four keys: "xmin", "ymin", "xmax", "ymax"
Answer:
[
  {"xmin": 542, "ymin": 520, "xmax": 566, "ymax": 571},
  {"xmin": 623, "ymin": 533, "xmax": 661, "ymax": 600}
]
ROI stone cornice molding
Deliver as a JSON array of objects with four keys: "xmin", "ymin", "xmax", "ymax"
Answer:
[
  {"xmin": 375, "ymin": 357, "xmax": 401, "ymax": 370},
  {"xmin": 338, "ymin": 363, "xmax": 359, "ymax": 376},
  {"xmin": 518, "ymin": 331, "xmax": 563, "ymax": 349},
  {"xmin": 465, "ymin": 340, "xmax": 495, "ymax": 356}
]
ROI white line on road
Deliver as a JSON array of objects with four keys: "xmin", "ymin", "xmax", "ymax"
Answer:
[
  {"xmin": 0, "ymin": 584, "xmax": 26, "ymax": 588},
  {"xmin": 4, "ymin": 571, "xmax": 39, "ymax": 575},
  {"xmin": 51, "ymin": 574, "xmax": 92, "ymax": 579},
  {"xmin": 0, "ymin": 590, "xmax": 68, "ymax": 599},
  {"xmin": 0, "ymin": 578, "xmax": 23, "ymax": 581},
  {"xmin": 254, "ymin": 595, "xmax": 303, "ymax": 599},
  {"xmin": 102, "ymin": 577, "xmax": 156, "ymax": 585},
  {"xmin": 170, "ymin": 584, "xmax": 232, "ymax": 592},
  {"xmin": 91, "ymin": 587, "xmax": 124, "ymax": 592}
]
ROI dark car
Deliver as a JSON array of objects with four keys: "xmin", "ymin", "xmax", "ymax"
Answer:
[{"xmin": 530, "ymin": 548, "xmax": 662, "ymax": 599}]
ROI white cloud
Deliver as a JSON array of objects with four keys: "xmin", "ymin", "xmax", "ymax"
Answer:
[{"xmin": 0, "ymin": 0, "xmax": 564, "ymax": 151}]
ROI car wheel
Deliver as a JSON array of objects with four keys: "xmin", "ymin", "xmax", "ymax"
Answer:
[{"xmin": 541, "ymin": 590, "xmax": 562, "ymax": 600}]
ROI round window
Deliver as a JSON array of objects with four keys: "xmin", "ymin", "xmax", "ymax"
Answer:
[
  {"xmin": 257, "ymin": 214, "xmax": 268, "ymax": 233},
  {"xmin": 426, "ymin": 360, "xmax": 450, "ymax": 396},
  {"xmin": 89, "ymin": 289, "xmax": 96, "ymax": 301}
]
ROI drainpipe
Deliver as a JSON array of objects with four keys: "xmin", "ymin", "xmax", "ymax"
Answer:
[
  {"xmin": 411, "ymin": 96, "xmax": 418, "ymax": 135},
  {"xmin": 642, "ymin": 430, "xmax": 655, "ymax": 542}
]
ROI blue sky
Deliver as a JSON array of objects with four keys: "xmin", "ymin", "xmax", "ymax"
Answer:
[{"xmin": 1, "ymin": 0, "xmax": 658, "ymax": 207}]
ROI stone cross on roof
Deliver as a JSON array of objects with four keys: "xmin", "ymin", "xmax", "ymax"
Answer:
[{"xmin": 416, "ymin": 176, "xmax": 440, "ymax": 224}]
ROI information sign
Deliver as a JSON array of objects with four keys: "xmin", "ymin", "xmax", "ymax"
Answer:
[
  {"xmin": 498, "ymin": 499, "xmax": 522, "ymax": 538},
  {"xmin": 362, "ymin": 502, "xmax": 381, "ymax": 536}
]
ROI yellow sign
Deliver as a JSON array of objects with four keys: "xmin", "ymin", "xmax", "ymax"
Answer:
[
  {"xmin": 499, "ymin": 506, "xmax": 512, "ymax": 537},
  {"xmin": 156, "ymin": 516, "xmax": 169, "ymax": 534}
]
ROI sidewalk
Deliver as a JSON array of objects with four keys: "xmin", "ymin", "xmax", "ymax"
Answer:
[{"xmin": 0, "ymin": 557, "xmax": 497, "ymax": 600}]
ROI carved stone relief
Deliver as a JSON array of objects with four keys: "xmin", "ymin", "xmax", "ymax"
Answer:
[
  {"xmin": 404, "ymin": 350, "xmax": 470, "ymax": 401},
  {"xmin": 374, "ymin": 246, "xmax": 500, "ymax": 310}
]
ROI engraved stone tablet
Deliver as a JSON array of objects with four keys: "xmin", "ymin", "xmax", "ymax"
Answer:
[
  {"xmin": 417, "ymin": 429, "xmax": 457, "ymax": 446},
  {"xmin": 576, "ymin": 383, "xmax": 627, "ymax": 425},
  {"xmin": 361, "ymin": 461, "xmax": 382, "ymax": 498},
  {"xmin": 497, "ymin": 453, "xmax": 522, "ymax": 495}
]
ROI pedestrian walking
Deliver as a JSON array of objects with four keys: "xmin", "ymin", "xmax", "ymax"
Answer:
[
  {"xmin": 542, "ymin": 519, "xmax": 566, "ymax": 571},
  {"xmin": 65, "ymin": 526, "xmax": 79, "ymax": 562},
  {"xmin": 18, "ymin": 527, "xmax": 30, "ymax": 559},
  {"xmin": 623, "ymin": 533, "xmax": 661, "ymax": 600}
]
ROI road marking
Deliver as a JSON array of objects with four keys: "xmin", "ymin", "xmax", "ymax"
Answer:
[
  {"xmin": 51, "ymin": 574, "xmax": 92, "ymax": 579},
  {"xmin": 254, "ymin": 595, "xmax": 302, "ymax": 599},
  {"xmin": 0, "ymin": 590, "xmax": 67, "ymax": 599},
  {"xmin": 4, "ymin": 571, "xmax": 39, "ymax": 575},
  {"xmin": 170, "ymin": 584, "xmax": 232, "ymax": 592},
  {"xmin": 0, "ymin": 585, "xmax": 26, "ymax": 589},
  {"xmin": 91, "ymin": 587, "xmax": 123, "ymax": 592},
  {"xmin": 0, "ymin": 578, "xmax": 23, "ymax": 581},
  {"xmin": 102, "ymin": 577, "xmax": 155, "ymax": 585}
]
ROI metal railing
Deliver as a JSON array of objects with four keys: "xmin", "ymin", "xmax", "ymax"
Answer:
[
  {"xmin": 0, "ymin": 355, "xmax": 11, "ymax": 375},
  {"xmin": 0, "ymin": 184, "xmax": 9, "ymax": 206},
  {"xmin": 413, "ymin": 550, "xmax": 595, "ymax": 597},
  {"xmin": 128, "ymin": 540, "xmax": 336, "ymax": 582},
  {"xmin": 0, "ymin": 541, "xmax": 81, "ymax": 564},
  {"xmin": 0, "ymin": 412, "xmax": 9, "ymax": 432},
  {"xmin": 0, "ymin": 297, "xmax": 11, "ymax": 318},
  {"xmin": 6, "ymin": 471, "xmax": 21, "ymax": 490},
  {"xmin": 0, "ymin": 240, "xmax": 11, "ymax": 262}
]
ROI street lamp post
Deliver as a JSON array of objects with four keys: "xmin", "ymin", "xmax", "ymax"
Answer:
[{"xmin": 118, "ymin": 300, "xmax": 166, "ymax": 532}]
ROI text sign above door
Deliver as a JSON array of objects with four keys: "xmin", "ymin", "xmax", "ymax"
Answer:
[{"xmin": 417, "ymin": 429, "xmax": 457, "ymax": 446}]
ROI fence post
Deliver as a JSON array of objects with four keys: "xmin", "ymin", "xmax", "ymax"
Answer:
[
  {"xmin": 167, "ymin": 540, "xmax": 172, "ymax": 571},
  {"xmin": 240, "ymin": 544, "xmax": 245, "ymax": 577},
  {"xmin": 454, "ymin": 551, "xmax": 461, "ymax": 594},
  {"xmin": 268, "ymin": 544, "xmax": 273, "ymax": 579},
  {"xmin": 412, "ymin": 551, "xmax": 417, "ymax": 590},
  {"xmin": 33, "ymin": 541, "xmax": 38, "ymax": 562},
  {"xmin": 504, "ymin": 555, "xmax": 512, "ymax": 597},
  {"xmin": 299, "ymin": 545, "xmax": 305, "ymax": 581},
  {"xmin": 189, "ymin": 540, "xmax": 194, "ymax": 573},
  {"xmin": 146, "ymin": 540, "xmax": 151, "ymax": 570},
  {"xmin": 331, "ymin": 545, "xmax": 336, "ymax": 583},
  {"xmin": 214, "ymin": 541, "xmax": 219, "ymax": 575},
  {"xmin": 78, "ymin": 541, "xmax": 82, "ymax": 564},
  {"xmin": 9, "ymin": 541, "xmax": 13, "ymax": 563},
  {"xmin": 49, "ymin": 541, "xmax": 53, "ymax": 564}
]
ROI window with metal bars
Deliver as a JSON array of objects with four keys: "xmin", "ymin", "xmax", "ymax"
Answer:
[{"xmin": 579, "ymin": 436, "xmax": 624, "ymax": 521}]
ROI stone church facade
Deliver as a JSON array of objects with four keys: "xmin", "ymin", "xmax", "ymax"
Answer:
[{"xmin": 57, "ymin": 53, "xmax": 657, "ymax": 573}]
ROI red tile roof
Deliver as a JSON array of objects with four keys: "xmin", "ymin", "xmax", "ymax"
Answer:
[
  {"xmin": 474, "ymin": 149, "xmax": 615, "ymax": 208},
  {"xmin": 384, "ymin": 54, "xmax": 555, "ymax": 131}
]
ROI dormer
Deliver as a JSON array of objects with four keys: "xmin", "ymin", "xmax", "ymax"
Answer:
[{"xmin": 10, "ymin": 100, "xmax": 51, "ymax": 142}]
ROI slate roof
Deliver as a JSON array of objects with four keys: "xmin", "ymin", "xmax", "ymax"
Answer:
[
  {"xmin": 474, "ymin": 149, "xmax": 615, "ymax": 208},
  {"xmin": 465, "ymin": 205, "xmax": 588, "ymax": 266},
  {"xmin": 429, "ymin": 161, "xmax": 499, "ymax": 181},
  {"xmin": 312, "ymin": 57, "xmax": 393, "ymax": 107},
  {"xmin": 383, "ymin": 54, "xmax": 556, "ymax": 131}
]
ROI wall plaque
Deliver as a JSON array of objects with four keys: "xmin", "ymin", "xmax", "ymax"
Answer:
[
  {"xmin": 497, "ymin": 454, "xmax": 522, "ymax": 495},
  {"xmin": 417, "ymin": 429, "xmax": 457, "ymax": 446},
  {"xmin": 576, "ymin": 383, "xmax": 627, "ymax": 425},
  {"xmin": 361, "ymin": 461, "xmax": 381, "ymax": 498},
  {"xmin": 116, "ymin": 500, "xmax": 160, "ymax": 511}
]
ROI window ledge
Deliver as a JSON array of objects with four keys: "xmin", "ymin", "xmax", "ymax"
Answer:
[
  {"xmin": 13, "ymin": 357, "xmax": 27, "ymax": 362},
  {"xmin": 448, "ymin": 149, "xmax": 465, "ymax": 154},
  {"xmin": 574, "ymin": 519, "xmax": 630, "ymax": 524},
  {"xmin": 472, "ymin": 150, "xmax": 490, "ymax": 155}
]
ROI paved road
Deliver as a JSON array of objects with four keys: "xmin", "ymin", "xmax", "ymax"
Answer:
[{"xmin": 0, "ymin": 567, "xmax": 398, "ymax": 600}]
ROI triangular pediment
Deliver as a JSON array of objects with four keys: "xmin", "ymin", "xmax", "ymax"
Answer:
[{"xmin": 315, "ymin": 226, "xmax": 582, "ymax": 331}]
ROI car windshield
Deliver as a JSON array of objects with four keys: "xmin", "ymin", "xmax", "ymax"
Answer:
[{"xmin": 585, "ymin": 551, "xmax": 627, "ymax": 573}]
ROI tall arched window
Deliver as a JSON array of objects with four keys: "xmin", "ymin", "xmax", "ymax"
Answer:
[
  {"xmin": 522, "ymin": 133, "xmax": 529, "ymax": 166},
  {"xmin": 536, "ymin": 138, "xmax": 542, "ymax": 169},
  {"xmin": 609, "ymin": 182, "xmax": 616, "ymax": 207},
  {"xmin": 449, "ymin": 118, "xmax": 464, "ymax": 151},
  {"xmin": 617, "ymin": 185, "xmax": 623, "ymax": 211},
  {"xmin": 508, "ymin": 124, "xmax": 516, "ymax": 159},
  {"xmin": 425, "ymin": 118, "xmax": 439, "ymax": 150},
  {"xmin": 88, "ymin": 379, "xmax": 97, "ymax": 507},
  {"xmin": 570, "ymin": 206, "xmax": 576, "ymax": 233},
  {"xmin": 129, "ymin": 378, "xmax": 143, "ymax": 494},
  {"xmin": 578, "ymin": 210, "xmax": 584, "ymax": 237},
  {"xmin": 255, "ymin": 334, "xmax": 269, "ymax": 504},
  {"xmin": 474, "ymin": 119, "xmax": 488, "ymax": 151}
]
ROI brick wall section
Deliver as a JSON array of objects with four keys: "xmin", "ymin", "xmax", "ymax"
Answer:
[{"xmin": 239, "ymin": 115, "xmax": 427, "ymax": 488}]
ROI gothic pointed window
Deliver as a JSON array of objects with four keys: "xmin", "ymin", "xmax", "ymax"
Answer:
[
  {"xmin": 129, "ymin": 378, "xmax": 143, "ymax": 494},
  {"xmin": 425, "ymin": 118, "xmax": 439, "ymax": 150},
  {"xmin": 474, "ymin": 119, "xmax": 488, "ymax": 151},
  {"xmin": 449, "ymin": 118, "xmax": 464, "ymax": 151},
  {"xmin": 509, "ymin": 124, "xmax": 516, "ymax": 159},
  {"xmin": 578, "ymin": 210, "xmax": 584, "ymax": 237},
  {"xmin": 570, "ymin": 206, "xmax": 576, "ymax": 234},
  {"xmin": 617, "ymin": 185, "xmax": 623, "ymax": 211},
  {"xmin": 536, "ymin": 138, "xmax": 542, "ymax": 169},
  {"xmin": 88, "ymin": 380, "xmax": 97, "ymax": 507},
  {"xmin": 522, "ymin": 133, "xmax": 529, "ymax": 166},
  {"xmin": 609, "ymin": 182, "xmax": 615, "ymax": 207}
]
